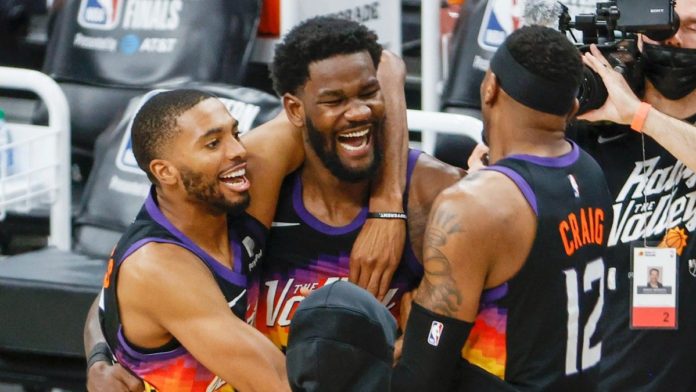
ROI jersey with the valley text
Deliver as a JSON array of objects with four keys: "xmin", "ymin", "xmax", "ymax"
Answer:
[
  {"xmin": 466, "ymin": 141, "xmax": 612, "ymax": 391},
  {"xmin": 252, "ymin": 149, "xmax": 423, "ymax": 350},
  {"xmin": 99, "ymin": 187, "xmax": 266, "ymax": 392},
  {"xmin": 573, "ymin": 116, "xmax": 696, "ymax": 391}
]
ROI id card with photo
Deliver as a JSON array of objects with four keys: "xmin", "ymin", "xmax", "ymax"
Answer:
[{"xmin": 631, "ymin": 246, "xmax": 678, "ymax": 329}]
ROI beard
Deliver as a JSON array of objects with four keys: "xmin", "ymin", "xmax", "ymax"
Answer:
[
  {"xmin": 179, "ymin": 167, "xmax": 250, "ymax": 216},
  {"xmin": 305, "ymin": 117, "xmax": 382, "ymax": 183}
]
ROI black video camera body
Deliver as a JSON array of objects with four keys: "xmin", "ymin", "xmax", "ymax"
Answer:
[{"xmin": 558, "ymin": 0, "xmax": 678, "ymax": 114}]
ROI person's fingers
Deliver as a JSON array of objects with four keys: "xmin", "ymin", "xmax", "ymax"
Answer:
[
  {"xmin": 377, "ymin": 267, "xmax": 396, "ymax": 301},
  {"xmin": 360, "ymin": 263, "xmax": 378, "ymax": 295},
  {"xmin": 589, "ymin": 44, "xmax": 611, "ymax": 66},
  {"xmin": 113, "ymin": 364, "xmax": 145, "ymax": 392},
  {"xmin": 348, "ymin": 257, "xmax": 360, "ymax": 285}
]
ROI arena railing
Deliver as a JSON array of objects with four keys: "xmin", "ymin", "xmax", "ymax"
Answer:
[
  {"xmin": 406, "ymin": 109, "xmax": 482, "ymax": 154},
  {"xmin": 0, "ymin": 66, "xmax": 71, "ymax": 251}
]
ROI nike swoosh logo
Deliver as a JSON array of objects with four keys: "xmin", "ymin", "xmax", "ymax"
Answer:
[
  {"xmin": 228, "ymin": 289, "xmax": 246, "ymax": 308},
  {"xmin": 597, "ymin": 133, "xmax": 628, "ymax": 144},
  {"xmin": 271, "ymin": 222, "xmax": 301, "ymax": 227}
]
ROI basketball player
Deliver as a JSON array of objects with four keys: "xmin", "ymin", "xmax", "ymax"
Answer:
[
  {"xmin": 394, "ymin": 26, "xmax": 613, "ymax": 391},
  {"xmin": 84, "ymin": 20, "xmax": 462, "ymax": 389},
  {"xmin": 97, "ymin": 89, "xmax": 289, "ymax": 391},
  {"xmin": 251, "ymin": 16, "xmax": 464, "ymax": 352}
]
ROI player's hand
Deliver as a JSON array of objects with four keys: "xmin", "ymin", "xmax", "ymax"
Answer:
[
  {"xmin": 577, "ymin": 44, "xmax": 641, "ymax": 124},
  {"xmin": 349, "ymin": 218, "xmax": 406, "ymax": 300},
  {"xmin": 467, "ymin": 143, "xmax": 489, "ymax": 172},
  {"xmin": 87, "ymin": 361, "xmax": 144, "ymax": 392}
]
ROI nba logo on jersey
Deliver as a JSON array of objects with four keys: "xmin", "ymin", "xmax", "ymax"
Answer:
[
  {"xmin": 568, "ymin": 174, "xmax": 580, "ymax": 198},
  {"xmin": 78, "ymin": 0, "xmax": 123, "ymax": 30},
  {"xmin": 427, "ymin": 321, "xmax": 444, "ymax": 346},
  {"xmin": 477, "ymin": 0, "xmax": 523, "ymax": 51},
  {"xmin": 115, "ymin": 130, "xmax": 145, "ymax": 175}
]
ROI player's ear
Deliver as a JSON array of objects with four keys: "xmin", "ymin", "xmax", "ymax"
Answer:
[
  {"xmin": 482, "ymin": 71, "xmax": 500, "ymax": 106},
  {"xmin": 567, "ymin": 98, "xmax": 580, "ymax": 121},
  {"xmin": 283, "ymin": 93, "xmax": 305, "ymax": 128},
  {"xmin": 150, "ymin": 159, "xmax": 178, "ymax": 186}
]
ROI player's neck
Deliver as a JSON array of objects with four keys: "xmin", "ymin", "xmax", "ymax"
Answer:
[
  {"xmin": 156, "ymin": 191, "xmax": 230, "ymax": 255},
  {"xmin": 300, "ymin": 156, "xmax": 369, "ymax": 227},
  {"xmin": 488, "ymin": 112, "xmax": 570, "ymax": 164},
  {"xmin": 644, "ymin": 80, "xmax": 696, "ymax": 120}
]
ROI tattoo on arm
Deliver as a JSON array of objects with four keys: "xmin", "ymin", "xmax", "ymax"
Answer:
[{"xmin": 416, "ymin": 209, "xmax": 464, "ymax": 317}]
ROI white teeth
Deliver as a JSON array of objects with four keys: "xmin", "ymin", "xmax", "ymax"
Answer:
[
  {"xmin": 340, "ymin": 128, "xmax": 370, "ymax": 138},
  {"xmin": 221, "ymin": 168, "xmax": 245, "ymax": 179},
  {"xmin": 339, "ymin": 137, "xmax": 368, "ymax": 151}
]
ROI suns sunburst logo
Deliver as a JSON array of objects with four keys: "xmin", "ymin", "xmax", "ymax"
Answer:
[{"xmin": 659, "ymin": 227, "xmax": 689, "ymax": 256}]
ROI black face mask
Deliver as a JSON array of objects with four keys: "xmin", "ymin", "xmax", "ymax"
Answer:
[{"xmin": 642, "ymin": 43, "xmax": 696, "ymax": 100}]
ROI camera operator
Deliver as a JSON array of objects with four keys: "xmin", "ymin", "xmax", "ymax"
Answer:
[{"xmin": 571, "ymin": 1, "xmax": 696, "ymax": 390}]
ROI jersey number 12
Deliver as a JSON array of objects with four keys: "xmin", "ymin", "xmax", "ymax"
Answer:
[{"xmin": 563, "ymin": 258, "xmax": 604, "ymax": 375}]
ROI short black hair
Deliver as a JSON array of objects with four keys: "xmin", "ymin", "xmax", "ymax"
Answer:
[
  {"xmin": 131, "ymin": 89, "xmax": 216, "ymax": 183},
  {"xmin": 506, "ymin": 25, "xmax": 583, "ymax": 90},
  {"xmin": 270, "ymin": 16, "xmax": 383, "ymax": 96}
]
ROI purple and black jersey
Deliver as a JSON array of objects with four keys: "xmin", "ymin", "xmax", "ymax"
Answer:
[
  {"xmin": 252, "ymin": 150, "xmax": 424, "ymax": 351},
  {"xmin": 99, "ymin": 187, "xmax": 266, "ymax": 391}
]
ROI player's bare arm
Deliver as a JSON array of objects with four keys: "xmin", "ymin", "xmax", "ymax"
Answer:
[
  {"xmin": 393, "ymin": 171, "xmax": 534, "ymax": 391},
  {"xmin": 84, "ymin": 299, "xmax": 143, "ymax": 392},
  {"xmin": 118, "ymin": 243, "xmax": 289, "ymax": 392},
  {"xmin": 416, "ymin": 171, "xmax": 534, "ymax": 319},
  {"xmin": 349, "ymin": 50, "xmax": 411, "ymax": 298},
  {"xmin": 243, "ymin": 112, "xmax": 305, "ymax": 227},
  {"xmin": 406, "ymin": 154, "xmax": 465, "ymax": 263}
]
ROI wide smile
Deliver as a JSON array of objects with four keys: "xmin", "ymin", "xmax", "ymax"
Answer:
[
  {"xmin": 336, "ymin": 126, "xmax": 372, "ymax": 155},
  {"xmin": 219, "ymin": 164, "xmax": 250, "ymax": 193}
]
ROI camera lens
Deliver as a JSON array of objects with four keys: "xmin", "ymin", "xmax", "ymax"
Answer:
[{"xmin": 577, "ymin": 65, "xmax": 608, "ymax": 115}]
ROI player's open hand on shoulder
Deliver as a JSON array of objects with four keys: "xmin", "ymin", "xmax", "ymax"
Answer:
[
  {"xmin": 350, "ymin": 217, "xmax": 406, "ymax": 300},
  {"xmin": 88, "ymin": 361, "xmax": 144, "ymax": 392}
]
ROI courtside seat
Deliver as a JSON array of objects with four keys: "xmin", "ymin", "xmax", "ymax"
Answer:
[{"xmin": 0, "ymin": 249, "xmax": 103, "ymax": 357}]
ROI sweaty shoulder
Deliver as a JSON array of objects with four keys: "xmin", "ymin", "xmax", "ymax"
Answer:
[
  {"xmin": 438, "ymin": 169, "xmax": 536, "ymax": 288},
  {"xmin": 119, "ymin": 242, "xmax": 212, "ymax": 292},
  {"xmin": 406, "ymin": 153, "xmax": 465, "ymax": 261}
]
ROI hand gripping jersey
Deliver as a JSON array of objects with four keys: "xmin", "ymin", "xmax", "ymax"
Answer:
[
  {"xmin": 100, "ymin": 187, "xmax": 266, "ymax": 392},
  {"xmin": 465, "ymin": 141, "xmax": 612, "ymax": 391},
  {"xmin": 252, "ymin": 150, "xmax": 424, "ymax": 350},
  {"xmin": 573, "ymin": 117, "xmax": 696, "ymax": 391}
]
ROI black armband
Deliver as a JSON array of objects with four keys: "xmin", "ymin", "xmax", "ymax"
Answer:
[
  {"xmin": 392, "ymin": 303, "xmax": 473, "ymax": 392},
  {"xmin": 367, "ymin": 211, "xmax": 408, "ymax": 220},
  {"xmin": 86, "ymin": 342, "xmax": 113, "ymax": 370}
]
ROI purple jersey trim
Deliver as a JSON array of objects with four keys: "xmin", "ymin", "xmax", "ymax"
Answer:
[
  {"xmin": 117, "ymin": 327, "xmax": 187, "ymax": 362},
  {"xmin": 506, "ymin": 140, "xmax": 579, "ymax": 168},
  {"xmin": 144, "ymin": 189, "xmax": 247, "ymax": 287},
  {"xmin": 292, "ymin": 175, "xmax": 368, "ymax": 235},
  {"xmin": 117, "ymin": 238, "xmax": 181, "ymax": 267},
  {"xmin": 480, "ymin": 282, "xmax": 508, "ymax": 305},
  {"xmin": 484, "ymin": 166, "xmax": 538, "ymax": 216}
]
